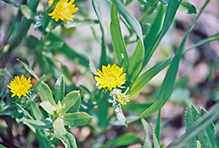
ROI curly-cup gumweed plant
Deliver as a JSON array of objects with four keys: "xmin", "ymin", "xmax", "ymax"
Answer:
[{"xmin": 1, "ymin": 0, "xmax": 219, "ymax": 147}]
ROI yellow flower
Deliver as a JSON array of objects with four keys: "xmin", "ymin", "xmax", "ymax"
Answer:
[
  {"xmin": 7, "ymin": 75, "xmax": 32, "ymax": 98},
  {"xmin": 48, "ymin": 0, "xmax": 78, "ymax": 22},
  {"xmin": 95, "ymin": 64, "xmax": 126, "ymax": 90}
]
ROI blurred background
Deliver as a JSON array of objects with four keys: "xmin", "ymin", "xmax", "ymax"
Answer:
[{"xmin": 0, "ymin": 0, "xmax": 219, "ymax": 147}]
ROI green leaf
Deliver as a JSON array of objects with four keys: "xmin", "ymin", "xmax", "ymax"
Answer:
[
  {"xmin": 59, "ymin": 91, "xmax": 80, "ymax": 116},
  {"xmin": 39, "ymin": 82, "xmax": 56, "ymax": 106},
  {"xmin": 91, "ymin": 0, "xmax": 107, "ymax": 66},
  {"xmin": 67, "ymin": 95, "xmax": 81, "ymax": 113},
  {"xmin": 103, "ymin": 133, "xmax": 141, "ymax": 147},
  {"xmin": 2, "ymin": 0, "xmax": 19, "ymax": 7},
  {"xmin": 143, "ymin": 4, "xmax": 164, "ymax": 66},
  {"xmin": 127, "ymin": 40, "xmax": 144, "ymax": 82},
  {"xmin": 197, "ymin": 108, "xmax": 219, "ymax": 148},
  {"xmin": 179, "ymin": 0, "xmax": 197, "ymax": 15},
  {"xmin": 184, "ymin": 33, "xmax": 219, "ymax": 54},
  {"xmin": 0, "ymin": 144, "xmax": 6, "ymax": 148},
  {"xmin": 159, "ymin": 0, "xmax": 168, "ymax": 5},
  {"xmin": 54, "ymin": 132, "xmax": 77, "ymax": 148},
  {"xmin": 123, "ymin": 103, "xmax": 153, "ymax": 113},
  {"xmin": 168, "ymin": 97, "xmax": 219, "ymax": 147},
  {"xmin": 21, "ymin": 5, "xmax": 36, "ymax": 20},
  {"xmin": 36, "ymin": 130, "xmax": 50, "ymax": 148},
  {"xmin": 112, "ymin": 102, "xmax": 127, "ymax": 127},
  {"xmin": 130, "ymin": 0, "xmax": 207, "ymax": 123},
  {"xmin": 30, "ymin": 101, "xmax": 44, "ymax": 120},
  {"xmin": 162, "ymin": 0, "xmax": 182, "ymax": 30},
  {"xmin": 127, "ymin": 58, "xmax": 172, "ymax": 99},
  {"xmin": 111, "ymin": 0, "xmax": 143, "ymax": 43},
  {"xmin": 17, "ymin": 59, "xmax": 39, "ymax": 80},
  {"xmin": 155, "ymin": 110, "xmax": 161, "ymax": 143},
  {"xmin": 125, "ymin": 0, "xmax": 133, "ymax": 6},
  {"xmin": 23, "ymin": 119, "xmax": 52, "ymax": 130},
  {"xmin": 110, "ymin": 4, "xmax": 129, "ymax": 69},
  {"xmin": 142, "ymin": 118, "xmax": 152, "ymax": 148},
  {"xmin": 63, "ymin": 112, "xmax": 92, "ymax": 126},
  {"xmin": 185, "ymin": 104, "xmax": 199, "ymax": 148},
  {"xmin": 53, "ymin": 118, "xmax": 66, "ymax": 135},
  {"xmin": 54, "ymin": 75, "xmax": 65, "ymax": 103},
  {"xmin": 40, "ymin": 101, "xmax": 56, "ymax": 115},
  {"xmin": 148, "ymin": 119, "xmax": 160, "ymax": 148}
]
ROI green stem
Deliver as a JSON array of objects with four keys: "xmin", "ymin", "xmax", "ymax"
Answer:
[{"xmin": 16, "ymin": 103, "xmax": 33, "ymax": 120}]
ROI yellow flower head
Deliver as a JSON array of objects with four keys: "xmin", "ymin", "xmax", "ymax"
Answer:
[
  {"xmin": 7, "ymin": 75, "xmax": 32, "ymax": 98},
  {"xmin": 48, "ymin": 0, "xmax": 79, "ymax": 22},
  {"xmin": 95, "ymin": 64, "xmax": 126, "ymax": 91}
]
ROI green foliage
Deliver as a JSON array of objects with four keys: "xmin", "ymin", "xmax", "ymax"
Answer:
[
  {"xmin": 103, "ymin": 133, "xmax": 141, "ymax": 147},
  {"xmin": 185, "ymin": 104, "xmax": 219, "ymax": 148},
  {"xmin": 1, "ymin": 0, "xmax": 219, "ymax": 147}
]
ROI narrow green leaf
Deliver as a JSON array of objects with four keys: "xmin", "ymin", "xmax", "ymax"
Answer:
[
  {"xmin": 130, "ymin": 0, "xmax": 209, "ymax": 123},
  {"xmin": 91, "ymin": 0, "xmax": 107, "ymax": 66},
  {"xmin": 17, "ymin": 59, "xmax": 39, "ymax": 80},
  {"xmin": 104, "ymin": 133, "xmax": 141, "ymax": 147},
  {"xmin": 127, "ymin": 58, "xmax": 172, "ymax": 99},
  {"xmin": 24, "ymin": 119, "xmax": 52, "ymax": 130},
  {"xmin": 0, "ymin": 144, "xmax": 6, "ymax": 148},
  {"xmin": 142, "ymin": 118, "xmax": 152, "ymax": 148},
  {"xmin": 147, "ymin": 119, "xmax": 160, "ymax": 148},
  {"xmin": 128, "ymin": 32, "xmax": 219, "ymax": 100},
  {"xmin": 155, "ymin": 110, "xmax": 161, "ymax": 143},
  {"xmin": 143, "ymin": 0, "xmax": 182, "ymax": 66},
  {"xmin": 30, "ymin": 101, "xmax": 44, "ymax": 120},
  {"xmin": 2, "ymin": 0, "xmax": 19, "ymax": 7},
  {"xmin": 184, "ymin": 33, "xmax": 219, "ymax": 54},
  {"xmin": 54, "ymin": 75, "xmax": 65, "ymax": 103},
  {"xmin": 54, "ymin": 132, "xmax": 77, "ymax": 148},
  {"xmin": 63, "ymin": 112, "xmax": 92, "ymax": 126},
  {"xmin": 40, "ymin": 101, "xmax": 56, "ymax": 115},
  {"xmin": 125, "ymin": 0, "xmax": 133, "ymax": 6},
  {"xmin": 112, "ymin": 102, "xmax": 127, "ymax": 127},
  {"xmin": 179, "ymin": 0, "xmax": 197, "ymax": 15},
  {"xmin": 39, "ymin": 82, "xmax": 56, "ymax": 106},
  {"xmin": 53, "ymin": 118, "xmax": 66, "ymax": 135},
  {"xmin": 162, "ymin": 0, "xmax": 182, "ymax": 30},
  {"xmin": 111, "ymin": 0, "xmax": 143, "ymax": 43},
  {"xmin": 127, "ymin": 40, "xmax": 144, "ymax": 82},
  {"xmin": 3, "ymin": 0, "xmax": 39, "ymax": 58},
  {"xmin": 143, "ymin": 4, "xmax": 164, "ymax": 66},
  {"xmin": 21, "ymin": 5, "xmax": 36, "ymax": 20},
  {"xmin": 59, "ymin": 91, "xmax": 80, "ymax": 116},
  {"xmin": 110, "ymin": 4, "xmax": 129, "ymax": 69}
]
